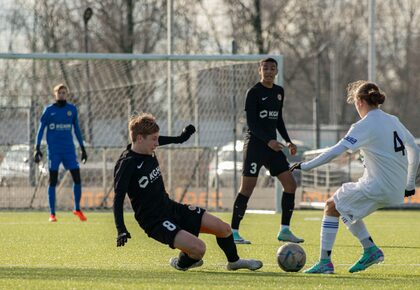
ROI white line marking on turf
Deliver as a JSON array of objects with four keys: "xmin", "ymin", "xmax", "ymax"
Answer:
[{"xmin": 246, "ymin": 209, "xmax": 276, "ymax": 214}]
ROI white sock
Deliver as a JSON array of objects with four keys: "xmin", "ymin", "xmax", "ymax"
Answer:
[
  {"xmin": 281, "ymin": 225, "xmax": 290, "ymax": 231},
  {"xmin": 320, "ymin": 215, "xmax": 339, "ymax": 260},
  {"xmin": 341, "ymin": 218, "xmax": 373, "ymax": 249}
]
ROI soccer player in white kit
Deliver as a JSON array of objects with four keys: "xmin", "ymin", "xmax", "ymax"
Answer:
[{"xmin": 290, "ymin": 80, "xmax": 420, "ymax": 274}]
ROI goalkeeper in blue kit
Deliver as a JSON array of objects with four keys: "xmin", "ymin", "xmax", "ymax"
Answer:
[{"xmin": 34, "ymin": 84, "xmax": 88, "ymax": 222}]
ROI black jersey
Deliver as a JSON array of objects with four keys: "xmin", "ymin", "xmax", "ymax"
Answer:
[
  {"xmin": 244, "ymin": 82, "xmax": 291, "ymax": 144},
  {"xmin": 113, "ymin": 144, "xmax": 177, "ymax": 233}
]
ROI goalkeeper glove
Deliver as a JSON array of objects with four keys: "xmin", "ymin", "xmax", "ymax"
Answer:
[
  {"xmin": 116, "ymin": 231, "xmax": 131, "ymax": 247},
  {"xmin": 34, "ymin": 146, "xmax": 43, "ymax": 164},
  {"xmin": 180, "ymin": 124, "xmax": 196, "ymax": 142},
  {"xmin": 405, "ymin": 189, "xmax": 415, "ymax": 197},
  {"xmin": 289, "ymin": 162, "xmax": 302, "ymax": 172},
  {"xmin": 81, "ymin": 147, "xmax": 88, "ymax": 164}
]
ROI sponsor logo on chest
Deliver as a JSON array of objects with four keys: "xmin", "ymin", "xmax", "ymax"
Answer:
[
  {"xmin": 49, "ymin": 123, "xmax": 72, "ymax": 130},
  {"xmin": 138, "ymin": 166, "xmax": 161, "ymax": 188},
  {"xmin": 259, "ymin": 110, "xmax": 279, "ymax": 119}
]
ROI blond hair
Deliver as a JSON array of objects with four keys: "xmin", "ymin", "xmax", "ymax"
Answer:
[
  {"xmin": 128, "ymin": 112, "xmax": 160, "ymax": 142},
  {"xmin": 53, "ymin": 83, "xmax": 68, "ymax": 93}
]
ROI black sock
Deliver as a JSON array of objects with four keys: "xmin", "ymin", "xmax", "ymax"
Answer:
[
  {"xmin": 177, "ymin": 252, "xmax": 200, "ymax": 268},
  {"xmin": 217, "ymin": 234, "xmax": 240, "ymax": 262},
  {"xmin": 281, "ymin": 192, "xmax": 295, "ymax": 226},
  {"xmin": 231, "ymin": 193, "xmax": 249, "ymax": 229}
]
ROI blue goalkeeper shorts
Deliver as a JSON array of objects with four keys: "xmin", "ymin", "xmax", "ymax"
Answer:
[{"xmin": 48, "ymin": 152, "xmax": 79, "ymax": 171}]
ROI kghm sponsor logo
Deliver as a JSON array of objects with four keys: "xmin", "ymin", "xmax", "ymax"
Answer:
[
  {"xmin": 259, "ymin": 110, "xmax": 278, "ymax": 119},
  {"xmin": 259, "ymin": 110, "xmax": 268, "ymax": 118},
  {"xmin": 138, "ymin": 176, "xmax": 149, "ymax": 188},
  {"xmin": 138, "ymin": 166, "xmax": 161, "ymax": 188},
  {"xmin": 149, "ymin": 166, "xmax": 161, "ymax": 182},
  {"xmin": 49, "ymin": 123, "xmax": 72, "ymax": 130}
]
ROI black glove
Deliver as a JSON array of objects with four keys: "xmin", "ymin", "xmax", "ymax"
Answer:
[
  {"xmin": 180, "ymin": 124, "xmax": 196, "ymax": 142},
  {"xmin": 34, "ymin": 147, "xmax": 43, "ymax": 164},
  {"xmin": 81, "ymin": 147, "xmax": 88, "ymax": 164},
  {"xmin": 116, "ymin": 231, "xmax": 131, "ymax": 247},
  {"xmin": 289, "ymin": 162, "xmax": 302, "ymax": 172},
  {"xmin": 405, "ymin": 189, "xmax": 416, "ymax": 197}
]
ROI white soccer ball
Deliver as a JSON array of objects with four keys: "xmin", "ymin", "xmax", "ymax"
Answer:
[{"xmin": 276, "ymin": 243, "xmax": 306, "ymax": 272}]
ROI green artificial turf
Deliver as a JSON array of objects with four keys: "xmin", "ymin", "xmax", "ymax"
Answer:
[{"xmin": 1, "ymin": 210, "xmax": 419, "ymax": 289}]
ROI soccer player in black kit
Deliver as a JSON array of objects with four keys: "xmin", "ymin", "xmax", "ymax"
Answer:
[
  {"xmin": 231, "ymin": 58, "xmax": 304, "ymax": 244},
  {"xmin": 113, "ymin": 113, "xmax": 262, "ymax": 271}
]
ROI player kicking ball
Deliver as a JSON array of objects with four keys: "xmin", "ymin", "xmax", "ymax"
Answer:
[
  {"xmin": 113, "ymin": 113, "xmax": 263, "ymax": 271},
  {"xmin": 291, "ymin": 81, "xmax": 419, "ymax": 274}
]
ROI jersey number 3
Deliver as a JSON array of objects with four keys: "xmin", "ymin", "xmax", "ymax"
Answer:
[{"xmin": 393, "ymin": 131, "xmax": 405, "ymax": 156}]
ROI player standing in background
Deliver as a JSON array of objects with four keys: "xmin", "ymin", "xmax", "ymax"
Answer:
[
  {"xmin": 291, "ymin": 80, "xmax": 420, "ymax": 274},
  {"xmin": 34, "ymin": 84, "xmax": 88, "ymax": 222},
  {"xmin": 231, "ymin": 58, "xmax": 304, "ymax": 244},
  {"xmin": 113, "ymin": 113, "xmax": 263, "ymax": 271}
]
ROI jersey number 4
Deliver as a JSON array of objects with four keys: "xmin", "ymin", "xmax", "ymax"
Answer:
[{"xmin": 393, "ymin": 131, "xmax": 405, "ymax": 156}]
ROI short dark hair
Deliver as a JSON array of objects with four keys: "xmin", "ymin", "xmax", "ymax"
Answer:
[{"xmin": 259, "ymin": 58, "xmax": 278, "ymax": 68}]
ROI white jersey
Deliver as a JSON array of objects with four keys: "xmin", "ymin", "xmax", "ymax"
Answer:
[{"xmin": 338, "ymin": 109, "xmax": 417, "ymax": 204}]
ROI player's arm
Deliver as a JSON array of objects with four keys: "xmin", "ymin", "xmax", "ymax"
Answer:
[
  {"xmin": 294, "ymin": 143, "xmax": 347, "ymax": 171},
  {"xmin": 158, "ymin": 124, "xmax": 196, "ymax": 146},
  {"xmin": 72, "ymin": 107, "xmax": 87, "ymax": 163},
  {"xmin": 34, "ymin": 109, "xmax": 48, "ymax": 163},
  {"xmin": 245, "ymin": 89, "xmax": 272, "ymax": 144},
  {"xmin": 404, "ymin": 130, "xmax": 420, "ymax": 197},
  {"xmin": 113, "ymin": 160, "xmax": 133, "ymax": 247},
  {"xmin": 276, "ymin": 109, "xmax": 296, "ymax": 155}
]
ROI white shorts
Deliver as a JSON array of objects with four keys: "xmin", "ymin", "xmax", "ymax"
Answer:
[{"xmin": 333, "ymin": 182, "xmax": 388, "ymax": 224}]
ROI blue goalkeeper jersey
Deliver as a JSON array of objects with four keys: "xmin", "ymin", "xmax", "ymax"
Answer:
[{"xmin": 36, "ymin": 102, "xmax": 85, "ymax": 155}]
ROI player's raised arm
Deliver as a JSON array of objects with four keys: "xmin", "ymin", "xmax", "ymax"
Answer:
[
  {"xmin": 158, "ymin": 124, "xmax": 196, "ymax": 146},
  {"xmin": 299, "ymin": 143, "xmax": 347, "ymax": 171}
]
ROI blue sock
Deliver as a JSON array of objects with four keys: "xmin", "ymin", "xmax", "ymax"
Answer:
[
  {"xmin": 48, "ymin": 186, "xmax": 56, "ymax": 215},
  {"xmin": 73, "ymin": 183, "xmax": 82, "ymax": 211}
]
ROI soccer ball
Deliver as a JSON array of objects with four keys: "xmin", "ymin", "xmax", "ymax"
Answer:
[{"xmin": 276, "ymin": 243, "xmax": 306, "ymax": 272}]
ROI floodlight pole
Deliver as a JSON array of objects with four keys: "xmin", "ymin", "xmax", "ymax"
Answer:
[{"xmin": 84, "ymin": 7, "xmax": 93, "ymax": 145}]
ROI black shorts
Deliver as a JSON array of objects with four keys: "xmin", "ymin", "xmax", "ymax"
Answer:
[
  {"xmin": 242, "ymin": 137, "xmax": 290, "ymax": 177},
  {"xmin": 144, "ymin": 203, "xmax": 206, "ymax": 249}
]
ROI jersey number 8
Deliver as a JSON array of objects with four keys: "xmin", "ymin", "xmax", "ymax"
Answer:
[{"xmin": 163, "ymin": 220, "xmax": 176, "ymax": 231}]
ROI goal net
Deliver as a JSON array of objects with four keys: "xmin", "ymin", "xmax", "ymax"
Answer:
[{"xmin": 0, "ymin": 53, "xmax": 283, "ymax": 211}]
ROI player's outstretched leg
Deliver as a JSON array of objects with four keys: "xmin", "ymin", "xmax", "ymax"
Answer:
[
  {"xmin": 348, "ymin": 246, "xmax": 384, "ymax": 273},
  {"xmin": 304, "ymin": 259, "xmax": 334, "ymax": 274}
]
